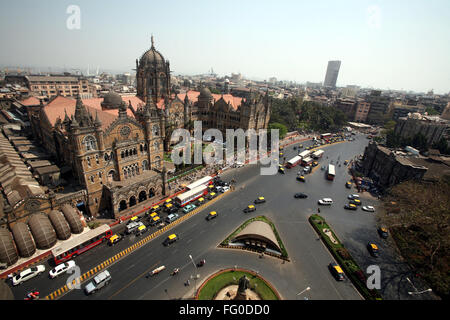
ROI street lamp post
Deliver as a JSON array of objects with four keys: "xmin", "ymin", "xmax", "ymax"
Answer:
[
  {"xmin": 408, "ymin": 288, "xmax": 432, "ymax": 295},
  {"xmin": 296, "ymin": 286, "xmax": 311, "ymax": 299}
]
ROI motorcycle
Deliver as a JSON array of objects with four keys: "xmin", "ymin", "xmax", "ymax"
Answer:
[
  {"xmin": 171, "ymin": 268, "xmax": 179, "ymax": 276},
  {"xmin": 24, "ymin": 291, "xmax": 40, "ymax": 300},
  {"xmin": 197, "ymin": 259, "xmax": 206, "ymax": 267}
]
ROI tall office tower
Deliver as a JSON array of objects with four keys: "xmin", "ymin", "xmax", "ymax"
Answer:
[{"xmin": 323, "ymin": 60, "xmax": 341, "ymax": 88}]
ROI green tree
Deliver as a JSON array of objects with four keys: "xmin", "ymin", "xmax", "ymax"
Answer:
[
  {"xmin": 432, "ymin": 137, "xmax": 450, "ymax": 155},
  {"xmin": 268, "ymin": 122, "xmax": 288, "ymax": 139},
  {"xmin": 411, "ymin": 132, "xmax": 428, "ymax": 152}
]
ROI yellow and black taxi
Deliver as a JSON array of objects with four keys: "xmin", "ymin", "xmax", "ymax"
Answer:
[
  {"xmin": 207, "ymin": 192, "xmax": 217, "ymax": 200},
  {"xmin": 164, "ymin": 233, "xmax": 179, "ymax": 246},
  {"xmin": 196, "ymin": 197, "xmax": 205, "ymax": 206},
  {"xmin": 344, "ymin": 160, "xmax": 349, "ymax": 165},
  {"xmin": 206, "ymin": 211, "xmax": 218, "ymax": 221},
  {"xmin": 207, "ymin": 184, "xmax": 215, "ymax": 192},
  {"xmin": 165, "ymin": 203, "xmax": 179, "ymax": 214},
  {"xmin": 149, "ymin": 215, "xmax": 161, "ymax": 226},
  {"xmin": 345, "ymin": 181, "xmax": 352, "ymax": 189},
  {"xmin": 367, "ymin": 242, "xmax": 379, "ymax": 257},
  {"xmin": 328, "ymin": 262, "xmax": 345, "ymax": 281},
  {"xmin": 344, "ymin": 203, "xmax": 358, "ymax": 210},
  {"xmin": 108, "ymin": 234, "xmax": 123, "ymax": 246},
  {"xmin": 243, "ymin": 205, "xmax": 256, "ymax": 213},
  {"xmin": 127, "ymin": 215, "xmax": 141, "ymax": 225},
  {"xmin": 254, "ymin": 196, "xmax": 266, "ymax": 204},
  {"xmin": 165, "ymin": 198, "xmax": 172, "ymax": 204},
  {"xmin": 299, "ymin": 144, "xmax": 303, "ymax": 148},
  {"xmin": 377, "ymin": 227, "xmax": 389, "ymax": 239},
  {"xmin": 146, "ymin": 205, "xmax": 161, "ymax": 216},
  {"xmin": 135, "ymin": 224, "xmax": 147, "ymax": 236},
  {"xmin": 297, "ymin": 175, "xmax": 306, "ymax": 182},
  {"xmin": 147, "ymin": 211, "xmax": 158, "ymax": 220},
  {"xmin": 349, "ymin": 199, "xmax": 361, "ymax": 206},
  {"xmin": 312, "ymin": 161, "xmax": 318, "ymax": 167},
  {"xmin": 278, "ymin": 165, "xmax": 285, "ymax": 174}
]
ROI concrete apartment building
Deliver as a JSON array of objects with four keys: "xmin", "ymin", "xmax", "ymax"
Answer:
[
  {"xmin": 5, "ymin": 75, "xmax": 97, "ymax": 99},
  {"xmin": 323, "ymin": 60, "xmax": 341, "ymax": 88}
]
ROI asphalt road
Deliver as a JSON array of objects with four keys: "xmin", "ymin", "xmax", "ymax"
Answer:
[{"xmin": 8, "ymin": 132, "xmax": 436, "ymax": 300}]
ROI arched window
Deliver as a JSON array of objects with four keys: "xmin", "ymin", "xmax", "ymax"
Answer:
[
  {"xmin": 152, "ymin": 125, "xmax": 159, "ymax": 136},
  {"xmin": 133, "ymin": 148, "xmax": 137, "ymax": 155},
  {"xmin": 140, "ymin": 144, "xmax": 143, "ymax": 152},
  {"xmin": 87, "ymin": 157, "xmax": 91, "ymax": 167},
  {"xmin": 83, "ymin": 136, "xmax": 97, "ymax": 151},
  {"xmin": 154, "ymin": 156, "xmax": 161, "ymax": 168},
  {"xmin": 153, "ymin": 141, "xmax": 160, "ymax": 151},
  {"xmin": 144, "ymin": 144, "xmax": 148, "ymax": 151},
  {"xmin": 104, "ymin": 153, "xmax": 109, "ymax": 161},
  {"xmin": 142, "ymin": 160, "xmax": 148, "ymax": 171},
  {"xmin": 121, "ymin": 151, "xmax": 125, "ymax": 159},
  {"xmin": 125, "ymin": 150, "xmax": 129, "ymax": 157}
]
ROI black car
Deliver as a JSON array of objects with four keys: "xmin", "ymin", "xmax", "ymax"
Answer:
[
  {"xmin": 166, "ymin": 206, "xmax": 179, "ymax": 215},
  {"xmin": 294, "ymin": 193, "xmax": 308, "ymax": 199}
]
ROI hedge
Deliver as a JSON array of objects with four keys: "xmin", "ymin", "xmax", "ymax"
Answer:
[{"xmin": 309, "ymin": 214, "xmax": 382, "ymax": 300}]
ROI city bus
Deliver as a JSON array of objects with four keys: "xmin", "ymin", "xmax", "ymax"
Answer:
[
  {"xmin": 301, "ymin": 156, "xmax": 313, "ymax": 167},
  {"xmin": 327, "ymin": 164, "xmax": 336, "ymax": 181},
  {"xmin": 286, "ymin": 155, "xmax": 302, "ymax": 168},
  {"xmin": 298, "ymin": 150, "xmax": 311, "ymax": 160},
  {"xmin": 312, "ymin": 149, "xmax": 324, "ymax": 160},
  {"xmin": 51, "ymin": 224, "xmax": 112, "ymax": 265},
  {"xmin": 321, "ymin": 133, "xmax": 332, "ymax": 140},
  {"xmin": 175, "ymin": 185, "xmax": 208, "ymax": 207},
  {"xmin": 186, "ymin": 176, "xmax": 213, "ymax": 191}
]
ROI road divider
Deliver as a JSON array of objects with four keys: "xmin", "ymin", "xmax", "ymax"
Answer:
[{"xmin": 44, "ymin": 189, "xmax": 233, "ymax": 300}]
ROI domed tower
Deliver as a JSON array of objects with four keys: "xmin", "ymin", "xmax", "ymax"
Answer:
[{"xmin": 136, "ymin": 35, "xmax": 171, "ymax": 104}]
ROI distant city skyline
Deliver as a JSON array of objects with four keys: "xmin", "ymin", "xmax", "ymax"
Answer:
[{"xmin": 1, "ymin": 0, "xmax": 450, "ymax": 94}]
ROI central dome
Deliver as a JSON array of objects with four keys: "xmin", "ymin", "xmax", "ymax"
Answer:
[
  {"xmin": 101, "ymin": 91, "xmax": 123, "ymax": 109},
  {"xmin": 139, "ymin": 36, "xmax": 165, "ymax": 66}
]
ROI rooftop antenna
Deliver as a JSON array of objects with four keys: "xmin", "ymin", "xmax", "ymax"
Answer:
[
  {"xmin": 87, "ymin": 64, "xmax": 90, "ymax": 76},
  {"xmin": 96, "ymin": 66, "xmax": 99, "ymax": 76}
]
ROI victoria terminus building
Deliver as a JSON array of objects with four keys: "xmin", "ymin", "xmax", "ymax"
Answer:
[{"xmin": 28, "ymin": 37, "xmax": 271, "ymax": 218}]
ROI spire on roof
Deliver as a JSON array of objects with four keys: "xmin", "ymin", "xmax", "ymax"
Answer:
[
  {"xmin": 95, "ymin": 110, "xmax": 102, "ymax": 126},
  {"xmin": 151, "ymin": 34, "xmax": 154, "ymax": 49}
]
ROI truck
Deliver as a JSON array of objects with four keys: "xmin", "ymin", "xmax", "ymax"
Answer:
[{"xmin": 84, "ymin": 270, "xmax": 111, "ymax": 295}]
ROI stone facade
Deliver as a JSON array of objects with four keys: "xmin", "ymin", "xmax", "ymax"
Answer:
[
  {"xmin": 394, "ymin": 114, "xmax": 449, "ymax": 147},
  {"xmin": 359, "ymin": 142, "xmax": 427, "ymax": 189}
]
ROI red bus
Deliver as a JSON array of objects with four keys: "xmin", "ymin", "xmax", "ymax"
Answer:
[
  {"xmin": 320, "ymin": 133, "xmax": 332, "ymax": 140},
  {"xmin": 286, "ymin": 155, "xmax": 302, "ymax": 168},
  {"xmin": 327, "ymin": 164, "xmax": 335, "ymax": 180},
  {"xmin": 301, "ymin": 156, "xmax": 313, "ymax": 167},
  {"xmin": 51, "ymin": 224, "xmax": 112, "ymax": 265},
  {"xmin": 175, "ymin": 185, "xmax": 208, "ymax": 207}
]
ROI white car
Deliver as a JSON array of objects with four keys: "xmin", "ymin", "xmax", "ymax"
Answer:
[
  {"xmin": 362, "ymin": 206, "xmax": 375, "ymax": 212},
  {"xmin": 12, "ymin": 265, "xmax": 45, "ymax": 286},
  {"xmin": 221, "ymin": 186, "xmax": 230, "ymax": 193},
  {"xmin": 49, "ymin": 260, "xmax": 76, "ymax": 279},
  {"xmin": 348, "ymin": 194, "xmax": 360, "ymax": 200},
  {"xmin": 318, "ymin": 198, "xmax": 333, "ymax": 205}
]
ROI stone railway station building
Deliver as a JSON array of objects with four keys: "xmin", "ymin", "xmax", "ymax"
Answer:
[{"xmin": 23, "ymin": 37, "xmax": 271, "ymax": 218}]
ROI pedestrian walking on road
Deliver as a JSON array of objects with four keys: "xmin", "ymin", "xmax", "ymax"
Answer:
[{"xmin": 318, "ymin": 208, "xmax": 321, "ymax": 213}]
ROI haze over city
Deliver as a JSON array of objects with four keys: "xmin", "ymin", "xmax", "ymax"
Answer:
[{"xmin": 0, "ymin": 0, "xmax": 449, "ymax": 93}]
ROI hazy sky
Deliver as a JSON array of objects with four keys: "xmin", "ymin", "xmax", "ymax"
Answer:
[{"xmin": 1, "ymin": 0, "xmax": 449, "ymax": 93}]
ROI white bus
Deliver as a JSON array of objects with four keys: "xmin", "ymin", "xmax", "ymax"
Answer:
[
  {"xmin": 327, "ymin": 164, "xmax": 335, "ymax": 180},
  {"xmin": 186, "ymin": 175, "xmax": 213, "ymax": 191},
  {"xmin": 175, "ymin": 185, "xmax": 208, "ymax": 207}
]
